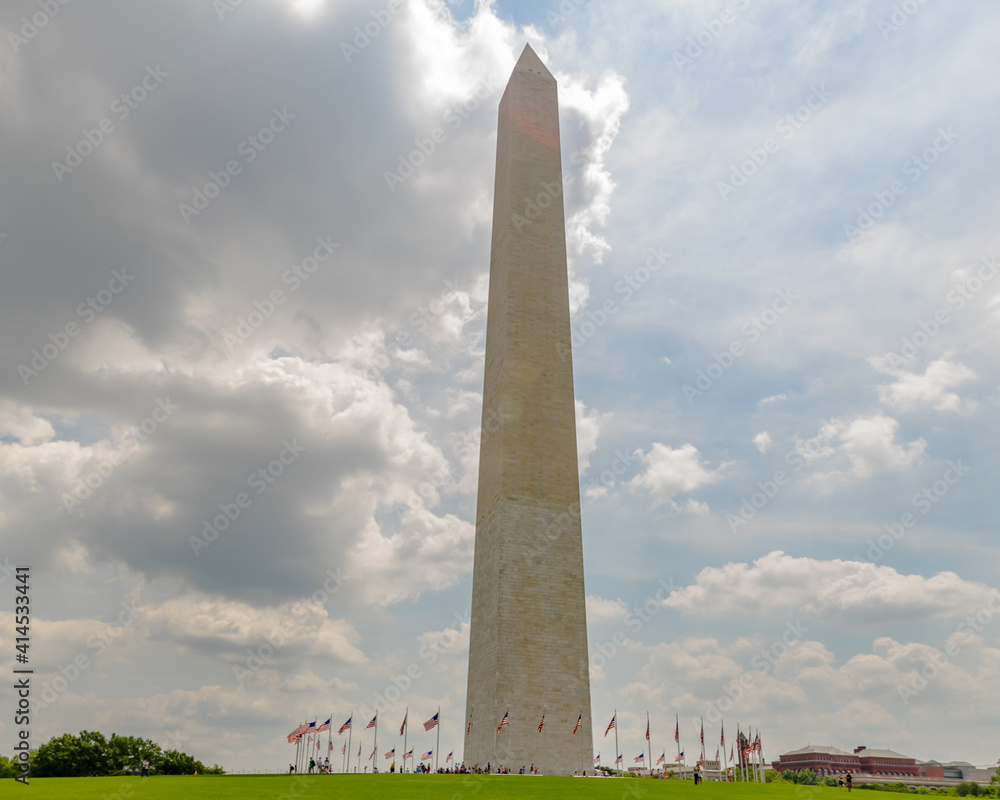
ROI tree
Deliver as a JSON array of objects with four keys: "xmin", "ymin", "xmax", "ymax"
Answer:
[
  {"xmin": 30, "ymin": 732, "xmax": 219, "ymax": 777},
  {"xmin": 0, "ymin": 755, "xmax": 20, "ymax": 779}
]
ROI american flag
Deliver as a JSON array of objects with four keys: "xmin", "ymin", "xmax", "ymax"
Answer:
[
  {"xmin": 385, "ymin": 748, "xmax": 395, "ymax": 760},
  {"xmin": 700, "ymin": 721, "xmax": 704, "ymax": 746},
  {"xmin": 404, "ymin": 749, "xmax": 413, "ymax": 760},
  {"xmin": 657, "ymin": 753, "xmax": 665, "ymax": 765},
  {"xmin": 715, "ymin": 748, "xmax": 719, "ymax": 762},
  {"xmin": 357, "ymin": 744, "xmax": 361, "ymax": 757},
  {"xmin": 316, "ymin": 717, "xmax": 331, "ymax": 733},
  {"xmin": 370, "ymin": 748, "xmax": 377, "ymax": 760},
  {"xmin": 616, "ymin": 754, "xmax": 623, "ymax": 764},
  {"xmin": 497, "ymin": 711, "xmax": 508, "ymax": 733},
  {"xmin": 400, "ymin": 711, "xmax": 407, "ymax": 736},
  {"xmin": 366, "ymin": 714, "xmax": 377, "ymax": 730},
  {"xmin": 605, "ymin": 714, "xmax": 616, "ymax": 737},
  {"xmin": 466, "ymin": 711, "xmax": 473, "ymax": 736},
  {"xmin": 537, "ymin": 714, "xmax": 545, "ymax": 733},
  {"xmin": 421, "ymin": 750, "xmax": 432, "ymax": 761},
  {"xmin": 423, "ymin": 712, "xmax": 439, "ymax": 731},
  {"xmin": 645, "ymin": 720, "xmax": 650, "ymax": 742},
  {"xmin": 729, "ymin": 745, "xmax": 734, "ymax": 763},
  {"xmin": 287, "ymin": 724, "xmax": 306, "ymax": 743},
  {"xmin": 341, "ymin": 743, "xmax": 346, "ymax": 755},
  {"xmin": 316, "ymin": 740, "xmax": 321, "ymax": 750},
  {"xmin": 721, "ymin": 725, "xmax": 725, "ymax": 749},
  {"xmin": 594, "ymin": 754, "xmax": 600, "ymax": 766},
  {"xmin": 674, "ymin": 716, "xmax": 679, "ymax": 744},
  {"xmin": 307, "ymin": 736, "xmax": 312, "ymax": 744},
  {"xmin": 573, "ymin": 714, "xmax": 582, "ymax": 735},
  {"xmin": 634, "ymin": 754, "xmax": 645, "ymax": 764},
  {"xmin": 328, "ymin": 743, "xmax": 334, "ymax": 752},
  {"xmin": 675, "ymin": 751, "xmax": 685, "ymax": 762},
  {"xmin": 338, "ymin": 716, "xmax": 352, "ymax": 735},
  {"xmin": 446, "ymin": 752, "xmax": 453, "ymax": 762}
]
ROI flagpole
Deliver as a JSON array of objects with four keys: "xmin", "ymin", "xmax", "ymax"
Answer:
[
  {"xmin": 506, "ymin": 706, "xmax": 511, "ymax": 772},
  {"xmin": 373, "ymin": 714, "xmax": 378, "ymax": 774},
  {"xmin": 342, "ymin": 738, "xmax": 346, "ymax": 773},
  {"xmin": 492, "ymin": 707, "xmax": 498, "ymax": 770},
  {"xmin": 753, "ymin": 728, "xmax": 764, "ymax": 783},
  {"xmin": 720, "ymin": 720, "xmax": 725, "ymax": 782},
  {"xmin": 347, "ymin": 713, "xmax": 353, "ymax": 773},
  {"xmin": 403, "ymin": 706, "xmax": 408, "ymax": 774},
  {"xmin": 742, "ymin": 725, "xmax": 748, "ymax": 783},
  {"xmin": 613, "ymin": 708, "xmax": 620, "ymax": 778},
  {"xmin": 327, "ymin": 712, "xmax": 332, "ymax": 769},
  {"xmin": 646, "ymin": 711, "xmax": 652, "ymax": 778},
  {"xmin": 674, "ymin": 713, "xmax": 680, "ymax": 776},
  {"xmin": 294, "ymin": 730, "xmax": 300, "ymax": 774},
  {"xmin": 537, "ymin": 705, "xmax": 546, "ymax": 772},
  {"xmin": 435, "ymin": 706, "xmax": 440, "ymax": 773},
  {"xmin": 299, "ymin": 724, "xmax": 306, "ymax": 775}
]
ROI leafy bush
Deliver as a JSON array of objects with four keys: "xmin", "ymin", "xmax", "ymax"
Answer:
[{"xmin": 781, "ymin": 768, "xmax": 820, "ymax": 785}]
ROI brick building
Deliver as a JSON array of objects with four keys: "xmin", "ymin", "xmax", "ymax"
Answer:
[
  {"xmin": 774, "ymin": 745, "xmax": 919, "ymax": 777},
  {"xmin": 773, "ymin": 745, "xmax": 860, "ymax": 776}
]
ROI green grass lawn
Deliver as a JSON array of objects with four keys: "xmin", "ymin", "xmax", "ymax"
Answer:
[{"xmin": 11, "ymin": 774, "xmax": 843, "ymax": 799}]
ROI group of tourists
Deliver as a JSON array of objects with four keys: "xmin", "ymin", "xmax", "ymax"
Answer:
[{"xmin": 290, "ymin": 757, "xmax": 332, "ymax": 774}]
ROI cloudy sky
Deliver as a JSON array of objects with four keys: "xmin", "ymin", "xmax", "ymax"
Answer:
[{"xmin": 2, "ymin": 0, "xmax": 999, "ymax": 773}]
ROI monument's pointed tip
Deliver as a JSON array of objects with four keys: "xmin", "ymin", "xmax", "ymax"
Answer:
[{"xmin": 512, "ymin": 42, "xmax": 553, "ymax": 79}]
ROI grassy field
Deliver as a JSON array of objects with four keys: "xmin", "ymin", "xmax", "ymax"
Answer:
[{"xmin": 12, "ymin": 774, "xmax": 843, "ymax": 799}]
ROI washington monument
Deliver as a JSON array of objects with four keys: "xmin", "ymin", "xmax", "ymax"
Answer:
[{"xmin": 463, "ymin": 44, "xmax": 593, "ymax": 775}]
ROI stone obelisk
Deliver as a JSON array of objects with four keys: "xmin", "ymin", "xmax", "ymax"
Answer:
[{"xmin": 463, "ymin": 44, "xmax": 592, "ymax": 776}]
